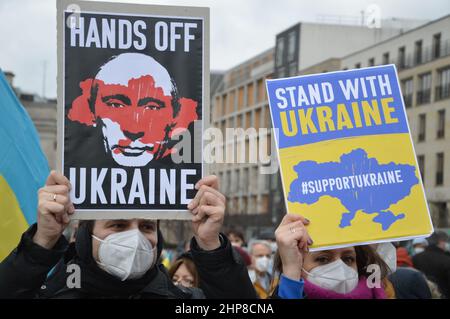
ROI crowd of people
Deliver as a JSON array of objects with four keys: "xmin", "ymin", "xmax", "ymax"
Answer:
[
  {"xmin": 1, "ymin": 171, "xmax": 449, "ymax": 299},
  {"xmin": 162, "ymin": 220, "xmax": 450, "ymax": 299}
]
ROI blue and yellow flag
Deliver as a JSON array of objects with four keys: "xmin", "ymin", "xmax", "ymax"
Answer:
[
  {"xmin": 0, "ymin": 70, "xmax": 49, "ymax": 260},
  {"xmin": 267, "ymin": 65, "xmax": 433, "ymax": 250}
]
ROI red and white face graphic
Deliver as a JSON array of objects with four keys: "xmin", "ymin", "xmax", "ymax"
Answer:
[{"xmin": 68, "ymin": 53, "xmax": 198, "ymax": 167}]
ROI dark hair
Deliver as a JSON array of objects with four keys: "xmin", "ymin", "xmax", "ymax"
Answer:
[
  {"xmin": 427, "ymin": 231, "xmax": 449, "ymax": 246},
  {"xmin": 273, "ymin": 245, "xmax": 390, "ymax": 281},
  {"xmin": 225, "ymin": 228, "xmax": 246, "ymax": 244},
  {"xmin": 168, "ymin": 257, "xmax": 199, "ymax": 288},
  {"xmin": 79, "ymin": 220, "xmax": 95, "ymax": 234}
]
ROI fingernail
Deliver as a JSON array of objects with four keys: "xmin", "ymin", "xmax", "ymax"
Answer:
[
  {"xmin": 305, "ymin": 218, "xmax": 310, "ymax": 223},
  {"xmin": 195, "ymin": 183, "xmax": 200, "ymax": 190},
  {"xmin": 308, "ymin": 238, "xmax": 313, "ymax": 245}
]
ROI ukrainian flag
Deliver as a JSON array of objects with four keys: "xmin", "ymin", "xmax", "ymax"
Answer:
[{"xmin": 0, "ymin": 70, "xmax": 49, "ymax": 261}]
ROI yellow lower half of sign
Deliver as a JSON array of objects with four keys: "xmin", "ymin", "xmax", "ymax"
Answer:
[
  {"xmin": 279, "ymin": 133, "xmax": 433, "ymax": 250},
  {"xmin": 0, "ymin": 175, "xmax": 29, "ymax": 261}
]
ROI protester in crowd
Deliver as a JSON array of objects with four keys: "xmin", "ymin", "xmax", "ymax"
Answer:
[
  {"xmin": 248, "ymin": 239, "xmax": 278, "ymax": 299},
  {"xmin": 396, "ymin": 246, "xmax": 414, "ymax": 268},
  {"xmin": 271, "ymin": 214, "xmax": 392, "ymax": 299},
  {"xmin": 168, "ymin": 253, "xmax": 199, "ymax": 289},
  {"xmin": 388, "ymin": 266, "xmax": 433, "ymax": 299},
  {"xmin": 373, "ymin": 241, "xmax": 433, "ymax": 299},
  {"xmin": 0, "ymin": 171, "xmax": 257, "ymax": 299},
  {"xmin": 233, "ymin": 245, "xmax": 252, "ymax": 267},
  {"xmin": 412, "ymin": 238, "xmax": 428, "ymax": 256},
  {"xmin": 225, "ymin": 228, "xmax": 246, "ymax": 248},
  {"xmin": 413, "ymin": 231, "xmax": 450, "ymax": 298}
]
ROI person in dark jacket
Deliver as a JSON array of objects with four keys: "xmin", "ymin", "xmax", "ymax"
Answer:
[
  {"xmin": 388, "ymin": 267, "xmax": 432, "ymax": 299},
  {"xmin": 413, "ymin": 231, "xmax": 450, "ymax": 298},
  {"xmin": 0, "ymin": 171, "xmax": 257, "ymax": 299}
]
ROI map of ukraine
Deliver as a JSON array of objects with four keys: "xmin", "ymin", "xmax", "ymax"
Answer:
[{"xmin": 288, "ymin": 149, "xmax": 418, "ymax": 230}]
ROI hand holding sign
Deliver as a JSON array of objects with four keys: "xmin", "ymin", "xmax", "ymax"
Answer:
[
  {"xmin": 188, "ymin": 175, "xmax": 226, "ymax": 251},
  {"xmin": 275, "ymin": 214, "xmax": 312, "ymax": 281},
  {"xmin": 33, "ymin": 171, "xmax": 75, "ymax": 249}
]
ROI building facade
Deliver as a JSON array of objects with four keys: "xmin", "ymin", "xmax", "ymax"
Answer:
[
  {"xmin": 210, "ymin": 20, "xmax": 415, "ymax": 237},
  {"xmin": 339, "ymin": 15, "xmax": 450, "ymax": 228}
]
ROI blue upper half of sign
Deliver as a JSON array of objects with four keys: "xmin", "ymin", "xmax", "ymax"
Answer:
[{"xmin": 266, "ymin": 65, "xmax": 409, "ymax": 148}]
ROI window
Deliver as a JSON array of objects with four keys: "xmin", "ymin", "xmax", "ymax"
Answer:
[
  {"xmin": 401, "ymin": 78, "xmax": 413, "ymax": 107},
  {"xmin": 382, "ymin": 52, "xmax": 390, "ymax": 65},
  {"xmin": 414, "ymin": 40, "xmax": 423, "ymax": 65},
  {"xmin": 433, "ymin": 33, "xmax": 441, "ymax": 59},
  {"xmin": 418, "ymin": 114, "xmax": 426, "ymax": 142},
  {"xmin": 243, "ymin": 168, "xmax": 249, "ymax": 194},
  {"xmin": 247, "ymin": 83, "xmax": 254, "ymax": 106},
  {"xmin": 225, "ymin": 170, "xmax": 231, "ymax": 194},
  {"xmin": 368, "ymin": 58, "xmax": 375, "ymax": 66},
  {"xmin": 417, "ymin": 155, "xmax": 425, "ymax": 183},
  {"xmin": 275, "ymin": 37, "xmax": 285, "ymax": 67},
  {"xmin": 277, "ymin": 67, "xmax": 286, "ymax": 78},
  {"xmin": 287, "ymin": 31, "xmax": 297, "ymax": 62},
  {"xmin": 289, "ymin": 62, "xmax": 298, "ymax": 76},
  {"xmin": 236, "ymin": 169, "xmax": 241, "ymax": 193},
  {"xmin": 398, "ymin": 46, "xmax": 406, "ymax": 69},
  {"xmin": 436, "ymin": 153, "xmax": 444, "ymax": 186},
  {"xmin": 355, "ymin": 63, "xmax": 361, "ymax": 69},
  {"xmin": 437, "ymin": 109, "xmax": 445, "ymax": 139},
  {"xmin": 436, "ymin": 67, "xmax": 450, "ymax": 100},
  {"xmin": 417, "ymin": 73, "xmax": 431, "ymax": 105},
  {"xmin": 257, "ymin": 79, "xmax": 265, "ymax": 103}
]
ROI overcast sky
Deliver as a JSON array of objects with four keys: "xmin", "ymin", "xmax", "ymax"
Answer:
[{"xmin": 0, "ymin": 0, "xmax": 449, "ymax": 98}]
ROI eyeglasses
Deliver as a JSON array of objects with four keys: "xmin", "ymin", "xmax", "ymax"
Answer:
[{"xmin": 173, "ymin": 277, "xmax": 195, "ymax": 288}]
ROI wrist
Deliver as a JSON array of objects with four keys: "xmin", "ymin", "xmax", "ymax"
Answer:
[
  {"xmin": 282, "ymin": 266, "xmax": 302, "ymax": 281},
  {"xmin": 195, "ymin": 234, "xmax": 221, "ymax": 251},
  {"xmin": 33, "ymin": 231, "xmax": 60, "ymax": 250}
]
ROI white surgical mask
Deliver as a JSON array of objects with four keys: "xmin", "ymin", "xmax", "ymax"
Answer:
[
  {"xmin": 414, "ymin": 247, "xmax": 425, "ymax": 255},
  {"xmin": 376, "ymin": 242, "xmax": 397, "ymax": 274},
  {"xmin": 255, "ymin": 256, "xmax": 271, "ymax": 273},
  {"xmin": 303, "ymin": 259, "xmax": 359, "ymax": 294},
  {"xmin": 93, "ymin": 229, "xmax": 156, "ymax": 281}
]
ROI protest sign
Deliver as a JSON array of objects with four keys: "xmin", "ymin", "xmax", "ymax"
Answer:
[
  {"xmin": 267, "ymin": 65, "xmax": 433, "ymax": 250},
  {"xmin": 57, "ymin": 0, "xmax": 209, "ymax": 219}
]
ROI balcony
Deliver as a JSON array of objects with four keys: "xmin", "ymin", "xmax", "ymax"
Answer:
[
  {"xmin": 396, "ymin": 39, "xmax": 450, "ymax": 71},
  {"xmin": 416, "ymin": 89, "xmax": 431, "ymax": 106},
  {"xmin": 436, "ymin": 172, "xmax": 444, "ymax": 186},
  {"xmin": 435, "ymin": 84, "xmax": 450, "ymax": 101},
  {"xmin": 418, "ymin": 132, "xmax": 425, "ymax": 142},
  {"xmin": 403, "ymin": 94, "xmax": 413, "ymax": 108}
]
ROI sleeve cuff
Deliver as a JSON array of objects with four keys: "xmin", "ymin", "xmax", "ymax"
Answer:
[
  {"xmin": 278, "ymin": 274, "xmax": 305, "ymax": 299},
  {"xmin": 190, "ymin": 233, "xmax": 237, "ymax": 268},
  {"xmin": 18, "ymin": 223, "xmax": 69, "ymax": 267}
]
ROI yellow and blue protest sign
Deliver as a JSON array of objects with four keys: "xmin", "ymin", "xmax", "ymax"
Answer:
[
  {"xmin": 0, "ymin": 70, "xmax": 49, "ymax": 260},
  {"xmin": 266, "ymin": 65, "xmax": 433, "ymax": 250}
]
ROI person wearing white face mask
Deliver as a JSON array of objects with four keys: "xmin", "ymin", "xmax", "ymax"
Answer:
[
  {"xmin": 412, "ymin": 238, "xmax": 428, "ymax": 256},
  {"xmin": 0, "ymin": 171, "xmax": 258, "ymax": 299},
  {"xmin": 247, "ymin": 240, "xmax": 277, "ymax": 299},
  {"xmin": 270, "ymin": 214, "xmax": 391, "ymax": 299}
]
